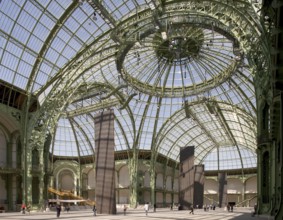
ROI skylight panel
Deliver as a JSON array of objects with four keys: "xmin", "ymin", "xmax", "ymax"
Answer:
[
  {"xmin": 18, "ymin": 60, "xmax": 32, "ymax": 78},
  {"xmin": 62, "ymin": 45, "xmax": 77, "ymax": 59},
  {"xmin": 47, "ymin": 1, "xmax": 65, "ymax": 19},
  {"xmin": 119, "ymin": 3, "xmax": 131, "ymax": 16},
  {"xmin": 65, "ymin": 16, "xmax": 81, "ymax": 31},
  {"xmin": 14, "ymin": 74, "xmax": 28, "ymax": 88},
  {"xmin": 24, "ymin": 2, "xmax": 42, "ymax": 21},
  {"xmin": 45, "ymin": 48, "xmax": 60, "ymax": 64},
  {"xmin": 52, "ymin": 36, "xmax": 67, "ymax": 53},
  {"xmin": 38, "ymin": 13, "xmax": 55, "ymax": 32},
  {"xmin": 35, "ymin": 70, "xmax": 49, "ymax": 86},
  {"xmin": 6, "ymin": 40, "xmax": 23, "ymax": 58},
  {"xmin": 0, "ymin": 0, "xmax": 21, "ymax": 21},
  {"xmin": 27, "ymin": 35, "xmax": 44, "ymax": 53},
  {"xmin": 18, "ymin": 11, "xmax": 37, "ymax": 33},
  {"xmin": 0, "ymin": 66, "xmax": 14, "ymax": 83},
  {"xmin": 20, "ymin": 50, "xmax": 36, "ymax": 65},
  {"xmin": 73, "ymin": 7, "xmax": 88, "ymax": 23},
  {"xmin": 1, "ymin": 50, "xmax": 19, "ymax": 72},
  {"xmin": 101, "ymin": 0, "xmax": 117, "ymax": 14},
  {"xmin": 0, "ymin": 14, "xmax": 14, "ymax": 34},
  {"xmin": 56, "ymin": 55, "xmax": 68, "ymax": 67},
  {"xmin": 76, "ymin": 26, "xmax": 92, "ymax": 42},
  {"xmin": 11, "ymin": 25, "xmax": 29, "ymax": 46}
]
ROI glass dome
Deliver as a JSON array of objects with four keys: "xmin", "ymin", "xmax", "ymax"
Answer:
[{"xmin": 0, "ymin": 0, "xmax": 259, "ymax": 172}]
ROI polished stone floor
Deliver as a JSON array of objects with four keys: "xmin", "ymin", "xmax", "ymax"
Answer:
[{"xmin": 0, "ymin": 207, "xmax": 272, "ymax": 220}]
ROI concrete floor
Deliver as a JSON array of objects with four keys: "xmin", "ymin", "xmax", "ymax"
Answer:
[{"xmin": 0, "ymin": 207, "xmax": 272, "ymax": 220}]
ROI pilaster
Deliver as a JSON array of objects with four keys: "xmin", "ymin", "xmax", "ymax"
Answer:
[
  {"xmin": 129, "ymin": 157, "xmax": 138, "ymax": 207},
  {"xmin": 6, "ymin": 174, "xmax": 13, "ymax": 210},
  {"xmin": 150, "ymin": 160, "xmax": 156, "ymax": 206},
  {"xmin": 23, "ymin": 144, "xmax": 32, "ymax": 204},
  {"xmin": 6, "ymin": 142, "xmax": 12, "ymax": 167},
  {"xmin": 38, "ymin": 149, "xmax": 45, "ymax": 208}
]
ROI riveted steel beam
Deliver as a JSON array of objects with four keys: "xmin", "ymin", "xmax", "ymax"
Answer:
[
  {"xmin": 88, "ymin": 0, "xmax": 116, "ymax": 28},
  {"xmin": 67, "ymin": 98, "xmax": 120, "ymax": 117}
]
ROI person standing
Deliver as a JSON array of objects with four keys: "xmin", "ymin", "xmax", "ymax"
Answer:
[
  {"xmin": 254, "ymin": 203, "xmax": 257, "ymax": 213},
  {"xmin": 93, "ymin": 205, "xmax": 96, "ymax": 216},
  {"xmin": 123, "ymin": 205, "xmax": 127, "ymax": 215},
  {"xmin": 56, "ymin": 204, "xmax": 61, "ymax": 218},
  {"xmin": 189, "ymin": 205, "xmax": 194, "ymax": 214},
  {"xmin": 66, "ymin": 204, "xmax": 70, "ymax": 213},
  {"xmin": 21, "ymin": 203, "xmax": 26, "ymax": 214},
  {"xmin": 144, "ymin": 202, "xmax": 149, "ymax": 216}
]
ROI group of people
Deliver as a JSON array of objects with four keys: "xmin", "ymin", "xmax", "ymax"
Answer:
[
  {"xmin": 92, "ymin": 204, "xmax": 128, "ymax": 216},
  {"xmin": 91, "ymin": 203, "xmax": 151, "ymax": 216},
  {"xmin": 20, "ymin": 202, "xmax": 225, "ymax": 217},
  {"xmin": 22, "ymin": 202, "xmax": 65, "ymax": 217},
  {"xmin": 226, "ymin": 204, "xmax": 234, "ymax": 212},
  {"xmin": 203, "ymin": 204, "xmax": 216, "ymax": 211},
  {"xmin": 19, "ymin": 202, "xmax": 259, "ymax": 217}
]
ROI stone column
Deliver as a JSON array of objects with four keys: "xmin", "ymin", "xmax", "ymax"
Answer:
[
  {"xmin": 194, "ymin": 165, "xmax": 204, "ymax": 208},
  {"xmin": 150, "ymin": 164, "xmax": 156, "ymax": 207},
  {"xmin": 241, "ymin": 178, "xmax": 246, "ymax": 206},
  {"xmin": 129, "ymin": 157, "xmax": 138, "ymax": 208},
  {"xmin": 6, "ymin": 142, "xmax": 13, "ymax": 210},
  {"xmin": 179, "ymin": 146, "xmax": 195, "ymax": 210},
  {"xmin": 95, "ymin": 110, "xmax": 116, "ymax": 214},
  {"xmin": 24, "ymin": 148, "xmax": 32, "ymax": 204},
  {"xmin": 218, "ymin": 172, "xmax": 227, "ymax": 208}
]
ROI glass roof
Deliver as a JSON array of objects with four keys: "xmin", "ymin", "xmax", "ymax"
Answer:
[{"xmin": 0, "ymin": 0, "xmax": 262, "ymax": 172}]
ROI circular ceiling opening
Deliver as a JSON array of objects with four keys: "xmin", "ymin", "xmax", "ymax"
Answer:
[
  {"xmin": 118, "ymin": 23, "xmax": 241, "ymax": 98},
  {"xmin": 154, "ymin": 25, "xmax": 204, "ymax": 62}
]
